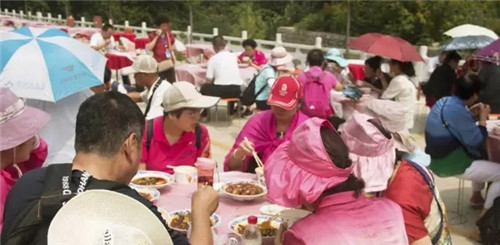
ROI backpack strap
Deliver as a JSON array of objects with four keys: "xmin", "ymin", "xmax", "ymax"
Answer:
[
  {"xmin": 406, "ymin": 160, "xmax": 444, "ymax": 245},
  {"xmin": 146, "ymin": 119, "xmax": 154, "ymax": 152},
  {"xmin": 195, "ymin": 123, "xmax": 202, "ymax": 150},
  {"xmin": 254, "ymin": 66, "xmax": 272, "ymax": 97}
]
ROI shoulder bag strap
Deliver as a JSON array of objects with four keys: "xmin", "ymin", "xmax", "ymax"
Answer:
[
  {"xmin": 407, "ymin": 160, "xmax": 444, "ymax": 245},
  {"xmin": 144, "ymin": 80, "xmax": 163, "ymax": 118}
]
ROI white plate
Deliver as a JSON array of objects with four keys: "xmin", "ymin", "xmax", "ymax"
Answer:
[
  {"xmin": 260, "ymin": 204, "xmax": 288, "ymax": 216},
  {"xmin": 229, "ymin": 215, "xmax": 281, "ymax": 240},
  {"xmin": 132, "ymin": 186, "xmax": 160, "ymax": 202},
  {"xmin": 280, "ymin": 209, "xmax": 311, "ymax": 226},
  {"xmin": 220, "ymin": 180, "xmax": 267, "ymax": 201},
  {"xmin": 166, "ymin": 209, "xmax": 221, "ymax": 234},
  {"xmin": 130, "ymin": 170, "xmax": 174, "ymax": 189}
]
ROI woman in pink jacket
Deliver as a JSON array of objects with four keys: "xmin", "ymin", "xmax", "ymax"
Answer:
[
  {"xmin": 0, "ymin": 88, "xmax": 50, "ymax": 231},
  {"xmin": 265, "ymin": 118, "xmax": 408, "ymax": 245},
  {"xmin": 224, "ymin": 75, "xmax": 308, "ymax": 173}
]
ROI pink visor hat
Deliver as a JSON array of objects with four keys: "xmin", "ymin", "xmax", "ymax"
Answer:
[
  {"xmin": 340, "ymin": 112, "xmax": 395, "ymax": 192},
  {"xmin": 264, "ymin": 118, "xmax": 353, "ymax": 208}
]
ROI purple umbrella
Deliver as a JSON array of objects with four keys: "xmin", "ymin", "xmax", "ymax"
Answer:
[{"xmin": 477, "ymin": 38, "xmax": 500, "ymax": 56}]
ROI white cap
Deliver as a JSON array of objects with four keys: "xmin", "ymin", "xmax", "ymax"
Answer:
[
  {"xmin": 132, "ymin": 55, "xmax": 158, "ymax": 73},
  {"xmin": 163, "ymin": 82, "xmax": 220, "ymax": 112},
  {"xmin": 47, "ymin": 190, "xmax": 173, "ymax": 245}
]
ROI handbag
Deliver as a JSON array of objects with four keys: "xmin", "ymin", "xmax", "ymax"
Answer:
[{"xmin": 157, "ymin": 59, "xmax": 174, "ymax": 72}]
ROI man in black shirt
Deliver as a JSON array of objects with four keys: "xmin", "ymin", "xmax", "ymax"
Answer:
[{"xmin": 1, "ymin": 92, "xmax": 218, "ymax": 245}]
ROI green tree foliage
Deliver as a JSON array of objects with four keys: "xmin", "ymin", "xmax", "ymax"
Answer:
[{"xmin": 3, "ymin": 0, "xmax": 500, "ymax": 46}]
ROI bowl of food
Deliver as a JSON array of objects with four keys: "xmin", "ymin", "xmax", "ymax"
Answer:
[
  {"xmin": 238, "ymin": 63, "xmax": 250, "ymax": 68},
  {"xmin": 260, "ymin": 204, "xmax": 288, "ymax": 216},
  {"xmin": 220, "ymin": 180, "xmax": 267, "ymax": 201},
  {"xmin": 229, "ymin": 215, "xmax": 281, "ymax": 241},
  {"xmin": 167, "ymin": 209, "xmax": 221, "ymax": 234},
  {"xmin": 132, "ymin": 186, "xmax": 160, "ymax": 203},
  {"xmin": 130, "ymin": 170, "xmax": 174, "ymax": 189}
]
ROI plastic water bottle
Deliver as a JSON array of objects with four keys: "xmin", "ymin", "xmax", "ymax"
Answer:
[{"xmin": 242, "ymin": 216, "xmax": 262, "ymax": 245}]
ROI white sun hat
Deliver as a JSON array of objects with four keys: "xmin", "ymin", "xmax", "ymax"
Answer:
[{"xmin": 47, "ymin": 190, "xmax": 173, "ymax": 245}]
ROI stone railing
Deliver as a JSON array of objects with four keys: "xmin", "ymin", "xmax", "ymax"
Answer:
[{"xmin": 1, "ymin": 8, "xmax": 433, "ymax": 75}]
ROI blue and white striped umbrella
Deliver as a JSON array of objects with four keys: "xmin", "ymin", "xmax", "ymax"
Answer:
[{"xmin": 0, "ymin": 27, "xmax": 107, "ymax": 102}]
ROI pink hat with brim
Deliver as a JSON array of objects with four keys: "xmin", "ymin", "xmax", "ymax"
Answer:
[
  {"xmin": 264, "ymin": 118, "xmax": 353, "ymax": 208},
  {"xmin": 0, "ymin": 88, "xmax": 51, "ymax": 151},
  {"xmin": 340, "ymin": 112, "xmax": 395, "ymax": 192}
]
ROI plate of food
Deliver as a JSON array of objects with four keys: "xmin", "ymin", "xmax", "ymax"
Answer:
[
  {"xmin": 166, "ymin": 209, "xmax": 221, "ymax": 234},
  {"xmin": 130, "ymin": 170, "xmax": 174, "ymax": 189},
  {"xmin": 229, "ymin": 215, "xmax": 281, "ymax": 241},
  {"xmin": 220, "ymin": 180, "xmax": 267, "ymax": 201},
  {"xmin": 132, "ymin": 186, "xmax": 160, "ymax": 202}
]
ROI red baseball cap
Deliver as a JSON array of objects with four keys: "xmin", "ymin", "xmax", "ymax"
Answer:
[{"xmin": 267, "ymin": 75, "xmax": 302, "ymax": 110}]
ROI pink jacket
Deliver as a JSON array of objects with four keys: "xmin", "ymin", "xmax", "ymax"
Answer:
[
  {"xmin": 224, "ymin": 110, "xmax": 308, "ymax": 172},
  {"xmin": 1, "ymin": 138, "xmax": 47, "ymax": 231},
  {"xmin": 284, "ymin": 192, "xmax": 408, "ymax": 245}
]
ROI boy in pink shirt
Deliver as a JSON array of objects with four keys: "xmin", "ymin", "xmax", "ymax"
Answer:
[
  {"xmin": 238, "ymin": 39, "xmax": 268, "ymax": 70},
  {"xmin": 140, "ymin": 82, "xmax": 219, "ymax": 174}
]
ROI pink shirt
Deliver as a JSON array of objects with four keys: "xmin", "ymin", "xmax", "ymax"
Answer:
[
  {"xmin": 238, "ymin": 49, "xmax": 268, "ymax": 66},
  {"xmin": 140, "ymin": 116, "xmax": 211, "ymax": 174},
  {"xmin": 284, "ymin": 192, "xmax": 408, "ymax": 245},
  {"xmin": 1, "ymin": 138, "xmax": 47, "ymax": 231},
  {"xmin": 224, "ymin": 110, "xmax": 308, "ymax": 172}
]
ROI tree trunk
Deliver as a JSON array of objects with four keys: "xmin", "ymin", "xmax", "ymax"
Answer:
[
  {"xmin": 189, "ymin": 4, "xmax": 193, "ymax": 31},
  {"xmin": 345, "ymin": 0, "xmax": 351, "ymax": 54}
]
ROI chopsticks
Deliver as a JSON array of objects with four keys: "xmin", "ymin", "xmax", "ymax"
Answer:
[
  {"xmin": 244, "ymin": 137, "xmax": 264, "ymax": 169},
  {"xmin": 262, "ymin": 212, "xmax": 281, "ymax": 226}
]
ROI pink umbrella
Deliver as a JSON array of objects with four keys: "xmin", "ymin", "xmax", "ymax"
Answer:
[{"xmin": 347, "ymin": 33, "xmax": 423, "ymax": 62}]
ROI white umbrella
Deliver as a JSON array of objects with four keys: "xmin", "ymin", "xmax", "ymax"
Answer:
[
  {"xmin": 445, "ymin": 24, "xmax": 498, "ymax": 39},
  {"xmin": 0, "ymin": 27, "xmax": 107, "ymax": 102}
]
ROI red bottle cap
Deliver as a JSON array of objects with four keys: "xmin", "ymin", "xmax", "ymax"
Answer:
[{"xmin": 247, "ymin": 215, "xmax": 258, "ymax": 224}]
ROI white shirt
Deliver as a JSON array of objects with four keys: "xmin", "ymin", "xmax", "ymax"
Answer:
[
  {"xmin": 140, "ymin": 78, "xmax": 171, "ymax": 120},
  {"xmin": 206, "ymin": 50, "xmax": 243, "ymax": 86},
  {"xmin": 90, "ymin": 32, "xmax": 116, "ymax": 53},
  {"xmin": 381, "ymin": 74, "xmax": 417, "ymax": 129},
  {"xmin": 27, "ymin": 89, "xmax": 94, "ymax": 166}
]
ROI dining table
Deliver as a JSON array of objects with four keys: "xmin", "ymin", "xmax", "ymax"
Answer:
[
  {"xmin": 155, "ymin": 171, "xmax": 274, "ymax": 245},
  {"xmin": 185, "ymin": 44, "xmax": 216, "ymax": 63},
  {"xmin": 105, "ymin": 51, "xmax": 136, "ymax": 80},
  {"xmin": 175, "ymin": 63, "xmax": 258, "ymax": 88},
  {"xmin": 112, "ymin": 31, "xmax": 136, "ymax": 42},
  {"xmin": 134, "ymin": 37, "xmax": 150, "ymax": 50}
]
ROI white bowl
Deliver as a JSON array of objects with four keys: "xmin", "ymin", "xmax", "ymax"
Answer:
[
  {"xmin": 166, "ymin": 209, "xmax": 221, "ymax": 234},
  {"xmin": 131, "ymin": 186, "xmax": 160, "ymax": 203},
  {"xmin": 173, "ymin": 166, "xmax": 197, "ymax": 184},
  {"xmin": 130, "ymin": 170, "xmax": 174, "ymax": 189},
  {"xmin": 228, "ymin": 215, "xmax": 281, "ymax": 241},
  {"xmin": 220, "ymin": 180, "xmax": 268, "ymax": 201},
  {"xmin": 260, "ymin": 204, "xmax": 288, "ymax": 216}
]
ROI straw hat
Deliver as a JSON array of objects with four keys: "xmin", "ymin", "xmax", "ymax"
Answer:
[
  {"xmin": 0, "ymin": 88, "xmax": 50, "ymax": 151},
  {"xmin": 163, "ymin": 81, "xmax": 219, "ymax": 112},
  {"xmin": 48, "ymin": 190, "xmax": 173, "ymax": 245}
]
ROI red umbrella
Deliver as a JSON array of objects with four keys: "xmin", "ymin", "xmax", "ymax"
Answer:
[{"xmin": 347, "ymin": 33, "xmax": 424, "ymax": 62}]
